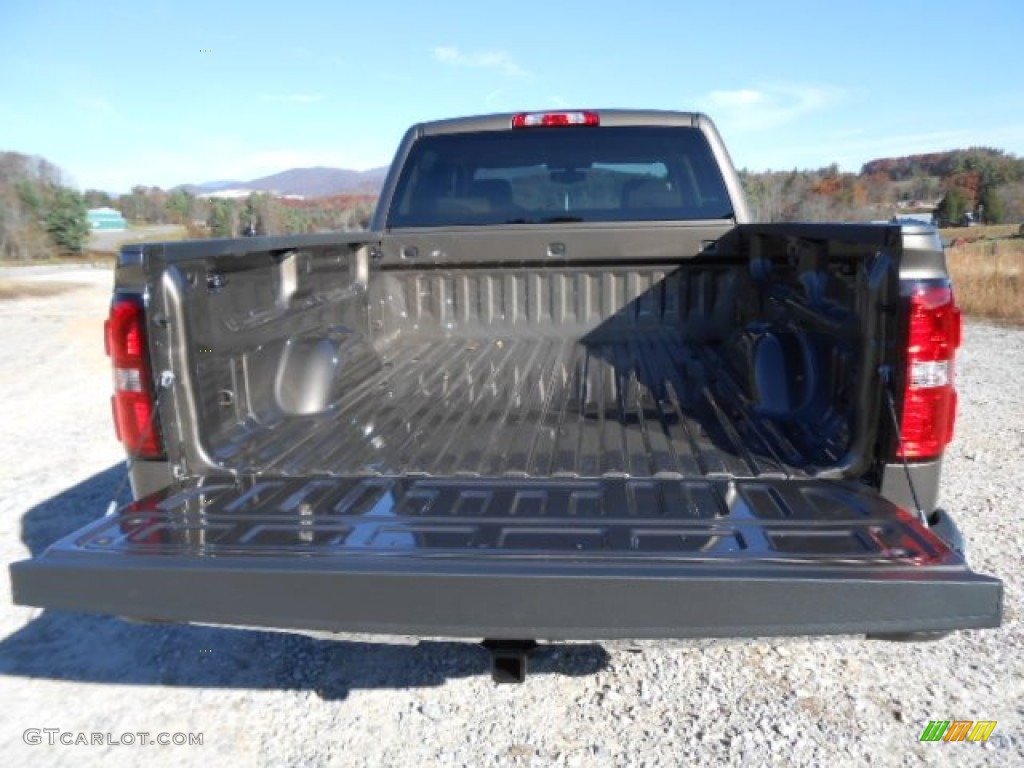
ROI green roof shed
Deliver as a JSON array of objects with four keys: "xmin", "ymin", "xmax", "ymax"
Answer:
[{"xmin": 87, "ymin": 207, "xmax": 127, "ymax": 231}]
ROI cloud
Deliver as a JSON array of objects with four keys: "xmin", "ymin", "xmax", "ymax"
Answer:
[
  {"xmin": 432, "ymin": 46, "xmax": 528, "ymax": 77},
  {"xmin": 706, "ymin": 89, "xmax": 764, "ymax": 109},
  {"xmin": 699, "ymin": 84, "xmax": 842, "ymax": 133}
]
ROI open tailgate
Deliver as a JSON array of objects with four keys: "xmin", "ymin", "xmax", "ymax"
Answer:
[{"xmin": 10, "ymin": 476, "xmax": 1002, "ymax": 639}]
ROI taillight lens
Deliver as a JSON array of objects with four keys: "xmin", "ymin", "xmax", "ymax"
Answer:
[
  {"xmin": 512, "ymin": 111, "xmax": 600, "ymax": 128},
  {"xmin": 105, "ymin": 297, "xmax": 163, "ymax": 458},
  {"xmin": 898, "ymin": 283, "xmax": 962, "ymax": 459}
]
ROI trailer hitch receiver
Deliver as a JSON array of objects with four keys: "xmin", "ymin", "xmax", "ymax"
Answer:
[{"xmin": 481, "ymin": 639, "xmax": 538, "ymax": 684}]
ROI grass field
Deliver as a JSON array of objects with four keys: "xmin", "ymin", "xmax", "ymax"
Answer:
[
  {"xmin": 947, "ymin": 235, "xmax": 1023, "ymax": 323},
  {"xmin": 939, "ymin": 223, "xmax": 1021, "ymax": 242}
]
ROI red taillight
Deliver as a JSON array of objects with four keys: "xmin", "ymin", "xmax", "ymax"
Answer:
[
  {"xmin": 898, "ymin": 284, "xmax": 962, "ymax": 459},
  {"xmin": 512, "ymin": 111, "xmax": 600, "ymax": 128},
  {"xmin": 105, "ymin": 297, "xmax": 163, "ymax": 458}
]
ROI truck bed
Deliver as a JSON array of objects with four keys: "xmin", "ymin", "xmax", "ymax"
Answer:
[
  {"xmin": 182, "ymin": 245, "xmax": 872, "ymax": 483},
  {"xmin": 220, "ymin": 332, "xmax": 819, "ymax": 479}
]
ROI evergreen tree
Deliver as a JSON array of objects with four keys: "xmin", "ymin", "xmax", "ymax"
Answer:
[
  {"xmin": 44, "ymin": 187, "xmax": 90, "ymax": 253},
  {"xmin": 208, "ymin": 199, "xmax": 236, "ymax": 237},
  {"xmin": 935, "ymin": 188, "xmax": 968, "ymax": 226},
  {"xmin": 165, "ymin": 189, "xmax": 195, "ymax": 225},
  {"xmin": 979, "ymin": 185, "xmax": 1006, "ymax": 224}
]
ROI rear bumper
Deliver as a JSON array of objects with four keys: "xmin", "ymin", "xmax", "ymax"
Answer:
[
  {"xmin": 11, "ymin": 552, "xmax": 1001, "ymax": 639},
  {"xmin": 10, "ymin": 476, "xmax": 1003, "ymax": 640}
]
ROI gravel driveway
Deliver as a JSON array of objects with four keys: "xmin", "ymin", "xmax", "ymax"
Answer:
[{"xmin": 0, "ymin": 268, "xmax": 1020, "ymax": 767}]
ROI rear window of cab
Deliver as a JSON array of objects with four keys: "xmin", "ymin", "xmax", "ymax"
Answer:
[{"xmin": 387, "ymin": 126, "xmax": 734, "ymax": 227}]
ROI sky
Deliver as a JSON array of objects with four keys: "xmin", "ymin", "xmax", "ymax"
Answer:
[{"xmin": 1, "ymin": 0, "xmax": 1022, "ymax": 193}]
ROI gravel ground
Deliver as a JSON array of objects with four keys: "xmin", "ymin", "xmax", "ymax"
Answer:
[{"xmin": 0, "ymin": 267, "xmax": 1020, "ymax": 767}]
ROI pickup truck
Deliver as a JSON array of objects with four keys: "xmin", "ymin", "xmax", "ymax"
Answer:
[{"xmin": 11, "ymin": 110, "xmax": 1002, "ymax": 682}]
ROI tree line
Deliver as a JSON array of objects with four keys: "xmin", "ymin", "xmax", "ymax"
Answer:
[
  {"xmin": 0, "ymin": 152, "xmax": 91, "ymax": 259},
  {"xmin": 0, "ymin": 152, "xmax": 376, "ymax": 260},
  {"xmin": 4, "ymin": 146, "xmax": 1022, "ymax": 262},
  {"xmin": 861, "ymin": 147, "xmax": 1024, "ymax": 183},
  {"xmin": 115, "ymin": 187, "xmax": 375, "ymax": 237},
  {"xmin": 741, "ymin": 147, "xmax": 1024, "ymax": 225}
]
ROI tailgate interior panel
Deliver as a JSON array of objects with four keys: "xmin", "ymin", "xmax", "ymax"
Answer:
[{"xmin": 11, "ymin": 476, "xmax": 1002, "ymax": 638}]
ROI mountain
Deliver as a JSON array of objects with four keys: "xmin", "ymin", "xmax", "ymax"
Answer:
[
  {"xmin": 250, "ymin": 166, "xmax": 389, "ymax": 196},
  {"xmin": 191, "ymin": 179, "xmax": 244, "ymax": 191},
  {"xmin": 179, "ymin": 166, "xmax": 389, "ymax": 198}
]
